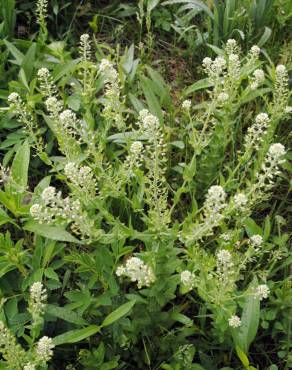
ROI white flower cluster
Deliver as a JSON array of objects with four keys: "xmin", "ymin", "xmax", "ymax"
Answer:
[
  {"xmin": 7, "ymin": 92, "xmax": 42, "ymax": 151},
  {"xmin": 257, "ymin": 143, "xmax": 286, "ymax": 189},
  {"xmin": 254, "ymin": 284, "xmax": 270, "ymax": 300},
  {"xmin": 225, "ymin": 39, "xmax": 239, "ymax": 55},
  {"xmin": 180, "ymin": 270, "xmax": 195, "ymax": 290},
  {"xmin": 45, "ymin": 96, "xmax": 62, "ymax": 117},
  {"xmin": 99, "ymin": 59, "xmax": 124, "ymax": 128},
  {"xmin": 273, "ymin": 64, "xmax": 289, "ymax": 114},
  {"xmin": 216, "ymin": 250, "xmax": 235, "ymax": 285},
  {"xmin": 217, "ymin": 92, "xmax": 229, "ymax": 103},
  {"xmin": 36, "ymin": 336, "xmax": 55, "ymax": 363},
  {"xmin": 244, "ymin": 113, "xmax": 271, "ymax": 151},
  {"xmin": 28, "ymin": 282, "xmax": 47, "ymax": 326},
  {"xmin": 0, "ymin": 320, "xmax": 26, "ymax": 365},
  {"xmin": 30, "ymin": 186, "xmax": 93, "ymax": 239},
  {"xmin": 233, "ymin": 192, "xmax": 248, "ymax": 212},
  {"xmin": 182, "ymin": 99, "xmax": 192, "ymax": 111},
  {"xmin": 116, "ymin": 257, "xmax": 155, "ymax": 289},
  {"xmin": 138, "ymin": 109, "xmax": 160, "ymax": 134},
  {"xmin": 64, "ymin": 162, "xmax": 97, "ymax": 195},
  {"xmin": 203, "ymin": 186, "xmax": 227, "ymax": 227},
  {"xmin": 124, "ymin": 141, "xmax": 144, "ymax": 177},
  {"xmin": 250, "ymin": 69, "xmax": 265, "ymax": 90},
  {"xmin": 36, "ymin": 0, "xmax": 48, "ymax": 24},
  {"xmin": 248, "ymin": 45, "xmax": 261, "ymax": 61},
  {"xmin": 99, "ymin": 59, "xmax": 119, "ymax": 84},
  {"xmin": 228, "ymin": 53, "xmax": 241, "ymax": 81},
  {"xmin": 228, "ymin": 315, "xmax": 241, "ymax": 328},
  {"xmin": 202, "ymin": 56, "xmax": 226, "ymax": 84},
  {"xmin": 37, "ymin": 67, "xmax": 57, "ymax": 98},
  {"xmin": 79, "ymin": 34, "xmax": 91, "ymax": 62},
  {"xmin": 250, "ymin": 235, "xmax": 263, "ymax": 251}
]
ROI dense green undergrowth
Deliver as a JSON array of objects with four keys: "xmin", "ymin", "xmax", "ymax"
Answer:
[{"xmin": 0, "ymin": 1, "xmax": 291, "ymax": 369}]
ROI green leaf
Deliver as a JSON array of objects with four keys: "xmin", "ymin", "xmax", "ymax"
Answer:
[
  {"xmin": 0, "ymin": 208, "xmax": 13, "ymax": 227},
  {"xmin": 24, "ymin": 222, "xmax": 81, "ymax": 243},
  {"xmin": 235, "ymin": 346, "xmax": 249, "ymax": 368},
  {"xmin": 11, "ymin": 141, "xmax": 30, "ymax": 189},
  {"xmin": 184, "ymin": 78, "xmax": 211, "ymax": 96},
  {"xmin": 147, "ymin": 0, "xmax": 160, "ymax": 13},
  {"xmin": 101, "ymin": 300, "xmax": 135, "ymax": 328},
  {"xmin": 21, "ymin": 43, "xmax": 36, "ymax": 81},
  {"xmin": 258, "ymin": 27, "xmax": 272, "ymax": 47},
  {"xmin": 235, "ymin": 280, "xmax": 260, "ymax": 353},
  {"xmin": 140, "ymin": 76, "xmax": 164, "ymax": 123},
  {"xmin": 46, "ymin": 304, "xmax": 88, "ymax": 325},
  {"xmin": 4, "ymin": 40, "xmax": 24, "ymax": 65},
  {"xmin": 53, "ymin": 325, "xmax": 100, "ymax": 346},
  {"xmin": 243, "ymin": 218, "xmax": 262, "ymax": 237}
]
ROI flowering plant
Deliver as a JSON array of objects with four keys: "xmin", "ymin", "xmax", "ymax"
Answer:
[{"xmin": 0, "ymin": 28, "xmax": 290, "ymax": 370}]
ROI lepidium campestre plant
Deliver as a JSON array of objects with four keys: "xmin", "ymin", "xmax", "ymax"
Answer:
[
  {"xmin": 2, "ymin": 35, "xmax": 290, "ymax": 369},
  {"xmin": 0, "ymin": 282, "xmax": 54, "ymax": 369}
]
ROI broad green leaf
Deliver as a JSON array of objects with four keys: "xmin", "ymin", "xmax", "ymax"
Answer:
[
  {"xmin": 46, "ymin": 304, "xmax": 88, "ymax": 325},
  {"xmin": 53, "ymin": 325, "xmax": 100, "ymax": 346},
  {"xmin": 184, "ymin": 78, "xmax": 211, "ymax": 96},
  {"xmin": 21, "ymin": 43, "xmax": 36, "ymax": 80},
  {"xmin": 10, "ymin": 141, "xmax": 30, "ymax": 189},
  {"xmin": 121, "ymin": 44, "xmax": 134, "ymax": 74},
  {"xmin": 235, "ymin": 280, "xmax": 260, "ymax": 353},
  {"xmin": 101, "ymin": 300, "xmax": 135, "ymax": 328},
  {"xmin": 129, "ymin": 93, "xmax": 144, "ymax": 113},
  {"xmin": 4, "ymin": 39, "xmax": 24, "ymax": 65},
  {"xmin": 140, "ymin": 76, "xmax": 164, "ymax": 123},
  {"xmin": 243, "ymin": 218, "xmax": 262, "ymax": 237},
  {"xmin": 24, "ymin": 222, "xmax": 81, "ymax": 243}
]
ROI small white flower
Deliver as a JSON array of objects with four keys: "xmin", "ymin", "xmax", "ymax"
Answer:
[
  {"xmin": 182, "ymin": 99, "xmax": 192, "ymax": 111},
  {"xmin": 250, "ymin": 45, "xmax": 260, "ymax": 58},
  {"xmin": 234, "ymin": 193, "xmax": 248, "ymax": 210},
  {"xmin": 202, "ymin": 57, "xmax": 212, "ymax": 68},
  {"xmin": 116, "ymin": 257, "xmax": 155, "ymax": 289},
  {"xmin": 8, "ymin": 92, "xmax": 21, "ymax": 104},
  {"xmin": 180, "ymin": 270, "xmax": 193, "ymax": 286},
  {"xmin": 268, "ymin": 143, "xmax": 286, "ymax": 159},
  {"xmin": 37, "ymin": 67, "xmax": 50, "ymax": 78},
  {"xmin": 217, "ymin": 92, "xmax": 229, "ymax": 103},
  {"xmin": 254, "ymin": 284, "xmax": 270, "ymax": 300},
  {"xmin": 36, "ymin": 336, "xmax": 55, "ymax": 362},
  {"xmin": 41, "ymin": 186, "xmax": 56, "ymax": 203},
  {"xmin": 130, "ymin": 141, "xmax": 143, "ymax": 155},
  {"xmin": 80, "ymin": 33, "xmax": 90, "ymax": 43},
  {"xmin": 250, "ymin": 235, "xmax": 263, "ymax": 248},
  {"xmin": 256, "ymin": 113, "xmax": 270, "ymax": 125},
  {"xmin": 228, "ymin": 315, "xmax": 241, "ymax": 328},
  {"xmin": 216, "ymin": 250, "xmax": 232, "ymax": 264},
  {"xmin": 285, "ymin": 106, "xmax": 292, "ymax": 114},
  {"xmin": 276, "ymin": 64, "xmax": 286, "ymax": 75}
]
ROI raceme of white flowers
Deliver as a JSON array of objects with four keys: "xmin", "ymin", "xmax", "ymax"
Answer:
[
  {"xmin": 30, "ymin": 186, "xmax": 95, "ymax": 239},
  {"xmin": 28, "ymin": 282, "xmax": 47, "ymax": 327},
  {"xmin": 116, "ymin": 257, "xmax": 156, "ymax": 289},
  {"xmin": 36, "ymin": 336, "xmax": 55, "ymax": 363},
  {"xmin": 244, "ymin": 113, "xmax": 271, "ymax": 151}
]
